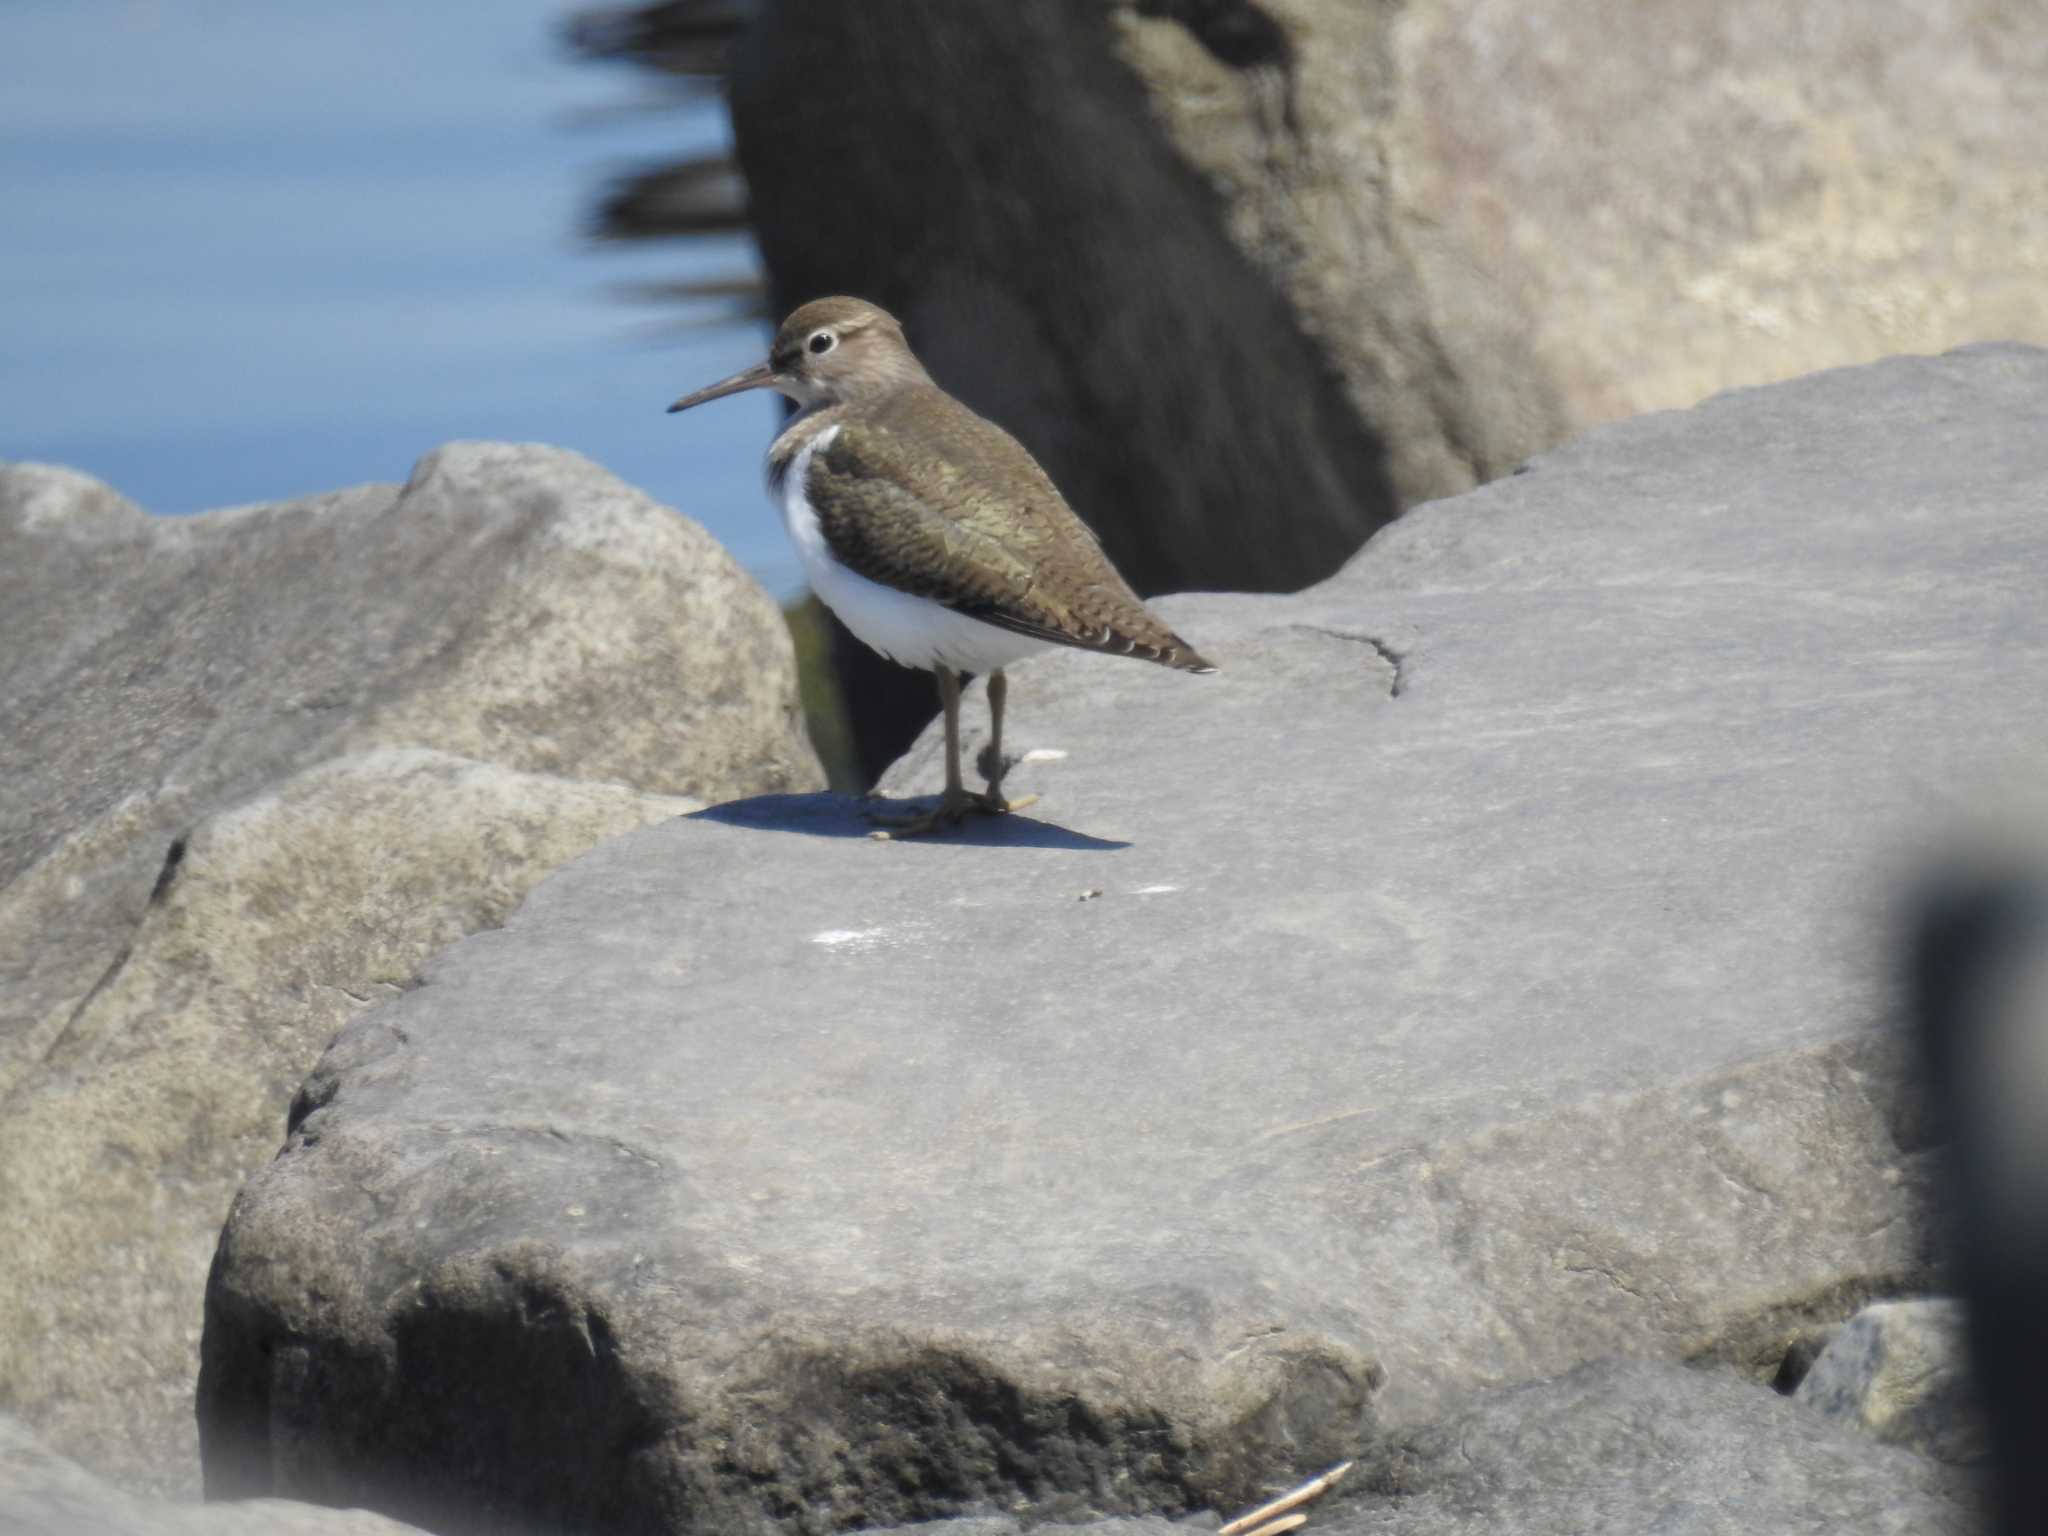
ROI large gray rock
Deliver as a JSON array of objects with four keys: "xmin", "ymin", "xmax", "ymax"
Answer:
[
  {"xmin": 0, "ymin": 445, "xmax": 822, "ymax": 1494},
  {"xmin": 1795, "ymin": 1299, "xmax": 1985, "ymax": 1464},
  {"xmin": 0, "ymin": 1413, "xmax": 430, "ymax": 1536},
  {"xmin": 199, "ymin": 347, "xmax": 2046, "ymax": 1533}
]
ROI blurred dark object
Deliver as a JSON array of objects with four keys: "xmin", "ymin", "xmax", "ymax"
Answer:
[
  {"xmin": 569, "ymin": 0, "xmax": 1398, "ymax": 782},
  {"xmin": 595, "ymin": 154, "xmax": 750, "ymax": 241},
  {"xmin": 565, "ymin": 0, "xmax": 751, "ymax": 82},
  {"xmin": 567, "ymin": 2, "xmax": 758, "ymax": 262},
  {"xmin": 1910, "ymin": 844, "xmax": 2048, "ymax": 1536}
]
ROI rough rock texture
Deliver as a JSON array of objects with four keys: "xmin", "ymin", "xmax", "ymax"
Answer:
[
  {"xmin": 1347, "ymin": 1359, "xmax": 1973, "ymax": 1534},
  {"xmin": 1, "ymin": 442, "xmax": 816, "ymax": 1066},
  {"xmin": 856, "ymin": 1364, "xmax": 1977, "ymax": 1536},
  {"xmin": 1795, "ymin": 1298, "xmax": 1985, "ymax": 1463},
  {"xmin": 200, "ymin": 347, "xmax": 2046, "ymax": 1533},
  {"xmin": 0, "ymin": 750, "xmax": 697, "ymax": 1496},
  {"xmin": 0, "ymin": 1414, "xmax": 430, "ymax": 1535},
  {"xmin": 0, "ymin": 445, "xmax": 822, "ymax": 1493}
]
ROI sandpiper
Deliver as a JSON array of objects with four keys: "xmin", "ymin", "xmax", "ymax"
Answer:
[{"xmin": 668, "ymin": 296, "xmax": 1214, "ymax": 835}]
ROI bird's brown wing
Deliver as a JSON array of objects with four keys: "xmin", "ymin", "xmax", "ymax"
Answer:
[{"xmin": 807, "ymin": 387, "xmax": 1215, "ymax": 672}]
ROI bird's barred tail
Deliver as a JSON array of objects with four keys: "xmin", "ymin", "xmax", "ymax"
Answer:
[{"xmin": 1103, "ymin": 625, "xmax": 1215, "ymax": 673}]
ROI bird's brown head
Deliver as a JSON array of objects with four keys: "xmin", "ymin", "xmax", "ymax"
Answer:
[{"xmin": 666, "ymin": 296, "xmax": 930, "ymax": 416}]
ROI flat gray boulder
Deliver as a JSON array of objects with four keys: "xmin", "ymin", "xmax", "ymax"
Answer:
[
  {"xmin": 0, "ymin": 444, "xmax": 822, "ymax": 1494},
  {"xmin": 201, "ymin": 347, "xmax": 2045, "ymax": 1532}
]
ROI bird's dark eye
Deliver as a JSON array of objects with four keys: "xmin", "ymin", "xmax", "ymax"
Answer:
[{"xmin": 808, "ymin": 330, "xmax": 836, "ymax": 355}]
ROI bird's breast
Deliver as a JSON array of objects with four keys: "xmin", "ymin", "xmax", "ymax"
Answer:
[
  {"xmin": 766, "ymin": 406, "xmax": 839, "ymax": 495},
  {"xmin": 777, "ymin": 424, "xmax": 840, "ymax": 574}
]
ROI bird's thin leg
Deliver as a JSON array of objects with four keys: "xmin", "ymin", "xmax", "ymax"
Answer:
[
  {"xmin": 939, "ymin": 665, "xmax": 966, "ymax": 801},
  {"xmin": 977, "ymin": 669, "xmax": 1009, "ymax": 798},
  {"xmin": 974, "ymin": 670, "xmax": 1036, "ymax": 814},
  {"xmin": 867, "ymin": 668, "xmax": 983, "ymax": 835}
]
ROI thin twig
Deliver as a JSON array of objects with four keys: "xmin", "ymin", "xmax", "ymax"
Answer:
[{"xmin": 1218, "ymin": 1461, "xmax": 1355, "ymax": 1536}]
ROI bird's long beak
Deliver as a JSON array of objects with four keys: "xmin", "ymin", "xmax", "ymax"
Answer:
[{"xmin": 666, "ymin": 359, "xmax": 777, "ymax": 414}]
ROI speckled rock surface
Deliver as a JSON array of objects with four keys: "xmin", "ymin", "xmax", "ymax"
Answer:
[
  {"xmin": 857, "ymin": 1361, "xmax": 1977, "ymax": 1536},
  {"xmin": 1344, "ymin": 1359, "xmax": 1973, "ymax": 1535}
]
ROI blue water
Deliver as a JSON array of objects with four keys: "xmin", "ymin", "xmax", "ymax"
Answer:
[{"xmin": 1, "ymin": 0, "xmax": 802, "ymax": 593}]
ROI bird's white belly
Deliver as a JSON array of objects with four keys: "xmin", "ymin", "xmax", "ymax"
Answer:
[{"xmin": 778, "ymin": 426, "xmax": 1050, "ymax": 675}]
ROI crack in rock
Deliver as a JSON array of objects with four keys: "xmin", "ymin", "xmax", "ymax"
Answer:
[
  {"xmin": 1292, "ymin": 625, "xmax": 1411, "ymax": 697},
  {"xmin": 1363, "ymin": 636, "xmax": 1409, "ymax": 697}
]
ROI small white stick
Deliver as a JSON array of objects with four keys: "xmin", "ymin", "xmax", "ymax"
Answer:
[{"xmin": 1217, "ymin": 1460, "xmax": 1355, "ymax": 1536}]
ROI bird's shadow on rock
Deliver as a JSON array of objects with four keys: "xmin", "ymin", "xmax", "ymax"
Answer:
[{"xmin": 687, "ymin": 793, "xmax": 1130, "ymax": 851}]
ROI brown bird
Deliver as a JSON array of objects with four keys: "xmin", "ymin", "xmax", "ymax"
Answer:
[{"xmin": 669, "ymin": 296, "xmax": 1214, "ymax": 835}]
